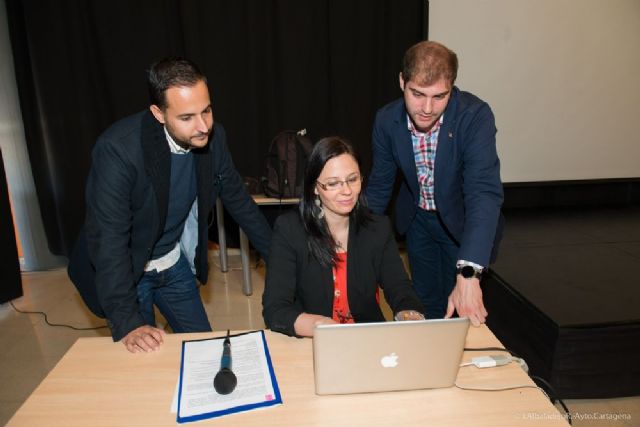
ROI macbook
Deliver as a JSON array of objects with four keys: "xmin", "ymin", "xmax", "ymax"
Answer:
[{"xmin": 312, "ymin": 318, "xmax": 469, "ymax": 395}]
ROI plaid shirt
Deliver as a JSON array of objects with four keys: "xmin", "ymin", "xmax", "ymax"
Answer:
[{"xmin": 408, "ymin": 114, "xmax": 443, "ymax": 211}]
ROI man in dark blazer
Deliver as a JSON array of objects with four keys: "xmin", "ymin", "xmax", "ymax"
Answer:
[
  {"xmin": 68, "ymin": 58, "xmax": 271, "ymax": 352},
  {"xmin": 365, "ymin": 41, "xmax": 503, "ymax": 326}
]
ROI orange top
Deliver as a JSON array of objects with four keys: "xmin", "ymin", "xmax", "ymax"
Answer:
[{"xmin": 332, "ymin": 252, "xmax": 354, "ymax": 324}]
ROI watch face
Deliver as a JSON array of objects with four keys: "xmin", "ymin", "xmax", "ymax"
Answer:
[{"xmin": 460, "ymin": 265, "xmax": 476, "ymax": 279}]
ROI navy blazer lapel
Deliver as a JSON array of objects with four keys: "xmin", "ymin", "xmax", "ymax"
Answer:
[
  {"xmin": 434, "ymin": 87, "xmax": 459, "ymax": 193},
  {"xmin": 141, "ymin": 111, "xmax": 171, "ymax": 241},
  {"xmin": 393, "ymin": 102, "xmax": 420, "ymax": 198},
  {"xmin": 192, "ymin": 136, "xmax": 213, "ymax": 275},
  {"xmin": 194, "ymin": 140, "xmax": 212, "ymax": 226}
]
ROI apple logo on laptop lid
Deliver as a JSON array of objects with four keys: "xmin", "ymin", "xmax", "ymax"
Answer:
[{"xmin": 380, "ymin": 352, "xmax": 399, "ymax": 368}]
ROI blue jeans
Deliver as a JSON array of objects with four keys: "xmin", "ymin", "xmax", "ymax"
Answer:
[
  {"xmin": 136, "ymin": 253, "xmax": 212, "ymax": 333},
  {"xmin": 405, "ymin": 209, "xmax": 458, "ymax": 319}
]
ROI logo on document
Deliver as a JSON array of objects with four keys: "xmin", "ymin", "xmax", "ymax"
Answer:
[{"xmin": 380, "ymin": 352, "xmax": 399, "ymax": 368}]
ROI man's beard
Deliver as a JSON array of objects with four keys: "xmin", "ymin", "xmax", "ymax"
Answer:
[{"xmin": 167, "ymin": 127, "xmax": 210, "ymax": 150}]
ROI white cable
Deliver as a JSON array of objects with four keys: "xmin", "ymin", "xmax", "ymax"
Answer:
[
  {"xmin": 456, "ymin": 354, "xmax": 551, "ymax": 408},
  {"xmin": 455, "ymin": 382, "xmax": 549, "ymax": 399},
  {"xmin": 512, "ymin": 357, "xmax": 529, "ymax": 373}
]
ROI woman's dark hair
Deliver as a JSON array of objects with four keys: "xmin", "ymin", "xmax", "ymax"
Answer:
[
  {"xmin": 147, "ymin": 57, "xmax": 207, "ymax": 109},
  {"xmin": 300, "ymin": 136, "xmax": 371, "ymax": 268}
]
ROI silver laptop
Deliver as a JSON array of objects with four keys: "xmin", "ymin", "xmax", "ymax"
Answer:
[{"xmin": 312, "ymin": 318, "xmax": 469, "ymax": 395}]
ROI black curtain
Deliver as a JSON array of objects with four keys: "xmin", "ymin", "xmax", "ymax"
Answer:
[{"xmin": 6, "ymin": 0, "xmax": 427, "ymax": 256}]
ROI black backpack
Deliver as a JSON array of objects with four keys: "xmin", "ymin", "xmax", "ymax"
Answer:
[{"xmin": 263, "ymin": 129, "xmax": 313, "ymax": 198}]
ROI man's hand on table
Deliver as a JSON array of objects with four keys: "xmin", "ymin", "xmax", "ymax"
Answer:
[{"xmin": 121, "ymin": 325, "xmax": 166, "ymax": 353}]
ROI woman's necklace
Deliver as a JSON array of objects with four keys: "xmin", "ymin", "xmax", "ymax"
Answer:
[
  {"xmin": 334, "ymin": 230, "xmax": 348, "ymax": 252},
  {"xmin": 328, "ymin": 217, "xmax": 349, "ymax": 252}
]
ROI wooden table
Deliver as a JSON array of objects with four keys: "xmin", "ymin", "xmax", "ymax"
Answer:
[
  {"xmin": 8, "ymin": 326, "xmax": 568, "ymax": 426},
  {"xmin": 217, "ymin": 195, "xmax": 299, "ymax": 295}
]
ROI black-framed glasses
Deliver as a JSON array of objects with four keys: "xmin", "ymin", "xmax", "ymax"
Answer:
[{"xmin": 316, "ymin": 174, "xmax": 362, "ymax": 191}]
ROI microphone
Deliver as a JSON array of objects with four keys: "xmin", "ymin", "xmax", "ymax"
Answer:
[{"xmin": 213, "ymin": 330, "xmax": 237, "ymax": 395}]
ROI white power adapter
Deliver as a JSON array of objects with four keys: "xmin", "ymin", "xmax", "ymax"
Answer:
[{"xmin": 471, "ymin": 355, "xmax": 512, "ymax": 368}]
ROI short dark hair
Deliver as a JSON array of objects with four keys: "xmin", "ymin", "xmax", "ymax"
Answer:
[
  {"xmin": 300, "ymin": 136, "xmax": 371, "ymax": 268},
  {"xmin": 147, "ymin": 57, "xmax": 207, "ymax": 109},
  {"xmin": 402, "ymin": 40, "xmax": 458, "ymax": 86}
]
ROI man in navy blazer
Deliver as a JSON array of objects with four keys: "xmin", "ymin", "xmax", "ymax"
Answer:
[
  {"xmin": 68, "ymin": 58, "xmax": 271, "ymax": 352},
  {"xmin": 365, "ymin": 41, "xmax": 503, "ymax": 326}
]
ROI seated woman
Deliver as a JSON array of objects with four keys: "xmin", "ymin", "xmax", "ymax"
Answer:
[{"xmin": 262, "ymin": 136, "xmax": 424, "ymax": 337}]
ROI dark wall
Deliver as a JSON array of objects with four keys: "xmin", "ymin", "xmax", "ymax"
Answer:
[
  {"xmin": 503, "ymin": 179, "xmax": 640, "ymax": 209},
  {"xmin": 6, "ymin": 0, "xmax": 427, "ymax": 256}
]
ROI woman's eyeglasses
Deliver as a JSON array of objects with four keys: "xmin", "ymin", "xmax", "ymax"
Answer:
[{"xmin": 316, "ymin": 174, "xmax": 362, "ymax": 191}]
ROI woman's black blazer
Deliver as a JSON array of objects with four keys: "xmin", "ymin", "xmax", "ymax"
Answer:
[{"xmin": 262, "ymin": 211, "xmax": 424, "ymax": 336}]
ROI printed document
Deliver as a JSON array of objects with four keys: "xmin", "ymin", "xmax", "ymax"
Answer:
[{"xmin": 174, "ymin": 330, "xmax": 281, "ymax": 423}]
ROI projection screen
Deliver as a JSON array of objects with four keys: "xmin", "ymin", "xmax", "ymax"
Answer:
[{"xmin": 428, "ymin": 0, "xmax": 640, "ymax": 182}]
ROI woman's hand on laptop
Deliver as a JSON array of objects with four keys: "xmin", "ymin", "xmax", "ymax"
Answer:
[
  {"xmin": 394, "ymin": 310, "xmax": 425, "ymax": 321},
  {"xmin": 294, "ymin": 313, "xmax": 337, "ymax": 337}
]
